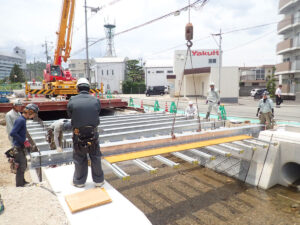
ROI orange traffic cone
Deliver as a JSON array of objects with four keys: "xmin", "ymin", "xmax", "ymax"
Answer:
[
  {"xmin": 28, "ymin": 93, "xmax": 32, "ymax": 99},
  {"xmin": 165, "ymin": 102, "xmax": 168, "ymax": 112},
  {"xmin": 35, "ymin": 94, "xmax": 38, "ymax": 98},
  {"xmin": 140, "ymin": 100, "xmax": 144, "ymax": 109}
]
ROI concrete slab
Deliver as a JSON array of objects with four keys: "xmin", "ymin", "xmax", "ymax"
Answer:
[{"xmin": 44, "ymin": 165, "xmax": 152, "ymax": 225}]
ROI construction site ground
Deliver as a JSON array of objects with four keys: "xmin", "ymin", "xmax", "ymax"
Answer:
[{"xmin": 0, "ymin": 112, "xmax": 300, "ymax": 225}]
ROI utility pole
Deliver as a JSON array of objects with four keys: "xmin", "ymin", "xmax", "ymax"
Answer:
[
  {"xmin": 212, "ymin": 29, "xmax": 222, "ymax": 94},
  {"xmin": 43, "ymin": 41, "xmax": 49, "ymax": 64},
  {"xmin": 84, "ymin": 0, "xmax": 90, "ymax": 81},
  {"xmin": 33, "ymin": 57, "xmax": 37, "ymax": 79}
]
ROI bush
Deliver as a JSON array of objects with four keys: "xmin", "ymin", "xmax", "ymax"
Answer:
[{"xmin": 122, "ymin": 80, "xmax": 146, "ymax": 94}]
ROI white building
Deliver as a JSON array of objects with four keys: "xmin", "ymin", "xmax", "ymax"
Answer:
[
  {"xmin": 144, "ymin": 60, "xmax": 173, "ymax": 88},
  {"xmin": 91, "ymin": 57, "xmax": 128, "ymax": 93},
  {"xmin": 0, "ymin": 47, "xmax": 26, "ymax": 79},
  {"xmin": 172, "ymin": 49, "xmax": 239, "ymax": 103},
  {"xmin": 275, "ymin": 0, "xmax": 300, "ymax": 94}
]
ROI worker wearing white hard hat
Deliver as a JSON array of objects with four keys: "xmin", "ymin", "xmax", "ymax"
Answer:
[
  {"xmin": 5, "ymin": 99, "xmax": 23, "ymax": 146},
  {"xmin": 185, "ymin": 101, "xmax": 197, "ymax": 119},
  {"xmin": 206, "ymin": 82, "xmax": 221, "ymax": 120},
  {"xmin": 67, "ymin": 77, "xmax": 104, "ymax": 188}
]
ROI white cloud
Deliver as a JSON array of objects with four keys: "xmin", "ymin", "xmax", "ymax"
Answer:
[{"xmin": 0, "ymin": 0, "xmax": 281, "ymax": 66}]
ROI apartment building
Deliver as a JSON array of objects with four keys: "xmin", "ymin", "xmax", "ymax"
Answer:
[{"xmin": 276, "ymin": 0, "xmax": 300, "ymax": 94}]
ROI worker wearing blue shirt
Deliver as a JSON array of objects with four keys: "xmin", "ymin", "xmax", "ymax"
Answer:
[{"xmin": 10, "ymin": 104, "xmax": 39, "ymax": 187}]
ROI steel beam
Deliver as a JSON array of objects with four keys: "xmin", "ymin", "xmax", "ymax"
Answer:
[
  {"xmin": 242, "ymin": 139, "xmax": 267, "ymax": 148},
  {"xmin": 102, "ymin": 160, "xmax": 130, "ymax": 181},
  {"xmin": 171, "ymin": 152, "xmax": 198, "ymax": 165},
  {"xmin": 153, "ymin": 155, "xmax": 180, "ymax": 168},
  {"xmin": 204, "ymin": 146, "xmax": 232, "ymax": 157},
  {"xmin": 132, "ymin": 159, "xmax": 157, "ymax": 174},
  {"xmin": 189, "ymin": 149, "xmax": 216, "ymax": 160},
  {"xmin": 218, "ymin": 143, "xmax": 244, "ymax": 154},
  {"xmin": 232, "ymin": 141, "xmax": 257, "ymax": 151}
]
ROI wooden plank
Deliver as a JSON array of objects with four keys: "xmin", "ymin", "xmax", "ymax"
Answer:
[
  {"xmin": 104, "ymin": 135, "xmax": 252, "ymax": 163},
  {"xmin": 65, "ymin": 188, "xmax": 112, "ymax": 213}
]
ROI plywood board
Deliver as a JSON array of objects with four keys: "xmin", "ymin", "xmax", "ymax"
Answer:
[
  {"xmin": 65, "ymin": 188, "xmax": 112, "ymax": 213},
  {"xmin": 104, "ymin": 135, "xmax": 252, "ymax": 163}
]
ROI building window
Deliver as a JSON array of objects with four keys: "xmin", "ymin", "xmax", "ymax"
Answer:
[
  {"xmin": 107, "ymin": 70, "xmax": 109, "ymax": 75},
  {"xmin": 101, "ymin": 70, "xmax": 103, "ymax": 75},
  {"xmin": 148, "ymin": 71, "xmax": 150, "ymax": 73},
  {"xmin": 252, "ymin": 82, "xmax": 259, "ymax": 86},
  {"xmin": 112, "ymin": 70, "xmax": 114, "ymax": 75},
  {"xmin": 209, "ymin": 59, "xmax": 216, "ymax": 64},
  {"xmin": 79, "ymin": 73, "xmax": 84, "ymax": 78},
  {"xmin": 156, "ymin": 70, "xmax": 164, "ymax": 73},
  {"xmin": 167, "ymin": 70, "xmax": 173, "ymax": 73}
]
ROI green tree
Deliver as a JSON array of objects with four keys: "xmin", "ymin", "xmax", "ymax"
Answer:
[
  {"xmin": 9, "ymin": 64, "xmax": 25, "ymax": 83},
  {"xmin": 26, "ymin": 61, "xmax": 46, "ymax": 80},
  {"xmin": 266, "ymin": 72, "xmax": 276, "ymax": 98},
  {"xmin": 126, "ymin": 59, "xmax": 144, "ymax": 82}
]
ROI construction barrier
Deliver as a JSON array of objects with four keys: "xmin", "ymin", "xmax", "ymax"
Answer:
[
  {"xmin": 170, "ymin": 101, "xmax": 177, "ymax": 113},
  {"xmin": 129, "ymin": 97, "xmax": 134, "ymax": 107},
  {"xmin": 154, "ymin": 100, "xmax": 160, "ymax": 112},
  {"xmin": 219, "ymin": 105, "xmax": 227, "ymax": 120},
  {"xmin": 165, "ymin": 102, "xmax": 168, "ymax": 112}
]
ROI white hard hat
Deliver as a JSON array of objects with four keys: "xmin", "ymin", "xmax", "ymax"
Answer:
[
  {"xmin": 76, "ymin": 78, "xmax": 90, "ymax": 87},
  {"xmin": 13, "ymin": 99, "xmax": 22, "ymax": 106},
  {"xmin": 209, "ymin": 82, "xmax": 215, "ymax": 86},
  {"xmin": 188, "ymin": 101, "xmax": 193, "ymax": 105}
]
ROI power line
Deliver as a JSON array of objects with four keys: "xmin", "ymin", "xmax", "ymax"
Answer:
[{"xmin": 72, "ymin": 0, "xmax": 208, "ymax": 56}]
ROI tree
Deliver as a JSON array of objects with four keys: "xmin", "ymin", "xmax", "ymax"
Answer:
[
  {"xmin": 26, "ymin": 61, "xmax": 46, "ymax": 80},
  {"xmin": 266, "ymin": 72, "xmax": 276, "ymax": 98},
  {"xmin": 9, "ymin": 64, "xmax": 25, "ymax": 83},
  {"xmin": 126, "ymin": 59, "xmax": 144, "ymax": 83}
]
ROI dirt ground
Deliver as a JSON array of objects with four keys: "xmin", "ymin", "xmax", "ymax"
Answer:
[{"xmin": 0, "ymin": 122, "xmax": 69, "ymax": 225}]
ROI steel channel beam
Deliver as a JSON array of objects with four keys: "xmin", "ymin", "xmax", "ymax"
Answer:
[
  {"xmin": 100, "ymin": 112, "xmax": 165, "ymax": 120},
  {"xmin": 132, "ymin": 159, "xmax": 157, "ymax": 174},
  {"xmin": 218, "ymin": 143, "xmax": 244, "ymax": 154},
  {"xmin": 253, "ymin": 138, "xmax": 278, "ymax": 146},
  {"xmin": 232, "ymin": 141, "xmax": 257, "ymax": 151},
  {"xmin": 153, "ymin": 155, "xmax": 180, "ymax": 168},
  {"xmin": 242, "ymin": 139, "xmax": 268, "ymax": 148},
  {"xmin": 171, "ymin": 152, "xmax": 198, "ymax": 165},
  {"xmin": 102, "ymin": 160, "xmax": 130, "ymax": 181},
  {"xmin": 189, "ymin": 149, "xmax": 216, "ymax": 160},
  {"xmin": 204, "ymin": 146, "xmax": 232, "ymax": 157}
]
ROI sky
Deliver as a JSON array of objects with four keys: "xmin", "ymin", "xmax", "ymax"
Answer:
[{"xmin": 0, "ymin": 0, "xmax": 282, "ymax": 67}]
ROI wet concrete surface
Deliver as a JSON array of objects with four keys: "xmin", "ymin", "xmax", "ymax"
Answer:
[{"xmin": 106, "ymin": 155, "xmax": 300, "ymax": 225}]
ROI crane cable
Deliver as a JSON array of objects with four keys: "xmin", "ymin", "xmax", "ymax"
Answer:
[{"xmin": 170, "ymin": 0, "xmax": 205, "ymax": 138}]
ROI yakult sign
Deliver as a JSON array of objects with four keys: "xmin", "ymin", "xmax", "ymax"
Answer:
[{"xmin": 192, "ymin": 50, "xmax": 219, "ymax": 56}]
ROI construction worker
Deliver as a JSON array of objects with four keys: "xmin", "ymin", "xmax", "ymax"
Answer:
[
  {"xmin": 205, "ymin": 82, "xmax": 221, "ymax": 120},
  {"xmin": 256, "ymin": 91, "xmax": 274, "ymax": 129},
  {"xmin": 47, "ymin": 119, "xmax": 69, "ymax": 152},
  {"xmin": 67, "ymin": 78, "xmax": 104, "ymax": 188},
  {"xmin": 275, "ymin": 84, "xmax": 283, "ymax": 108},
  {"xmin": 5, "ymin": 99, "xmax": 23, "ymax": 146},
  {"xmin": 185, "ymin": 101, "xmax": 197, "ymax": 119},
  {"xmin": 10, "ymin": 104, "xmax": 39, "ymax": 187}
]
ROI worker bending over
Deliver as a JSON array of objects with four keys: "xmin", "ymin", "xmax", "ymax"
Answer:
[
  {"xmin": 67, "ymin": 78, "xmax": 104, "ymax": 188},
  {"xmin": 185, "ymin": 101, "xmax": 197, "ymax": 119},
  {"xmin": 256, "ymin": 91, "xmax": 274, "ymax": 129},
  {"xmin": 205, "ymin": 82, "xmax": 221, "ymax": 120},
  {"xmin": 47, "ymin": 119, "xmax": 70, "ymax": 152},
  {"xmin": 5, "ymin": 99, "xmax": 23, "ymax": 146},
  {"xmin": 10, "ymin": 104, "xmax": 39, "ymax": 187}
]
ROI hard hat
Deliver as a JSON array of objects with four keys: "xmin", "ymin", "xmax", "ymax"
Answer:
[
  {"xmin": 263, "ymin": 91, "xmax": 269, "ymax": 96},
  {"xmin": 13, "ymin": 99, "xmax": 22, "ymax": 106},
  {"xmin": 76, "ymin": 78, "xmax": 90, "ymax": 87},
  {"xmin": 25, "ymin": 103, "xmax": 39, "ymax": 114},
  {"xmin": 209, "ymin": 82, "xmax": 215, "ymax": 86},
  {"xmin": 188, "ymin": 101, "xmax": 193, "ymax": 105}
]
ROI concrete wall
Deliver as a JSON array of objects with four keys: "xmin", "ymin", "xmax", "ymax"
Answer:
[
  {"xmin": 210, "ymin": 67, "xmax": 239, "ymax": 103},
  {"xmin": 183, "ymin": 74, "xmax": 209, "ymax": 97}
]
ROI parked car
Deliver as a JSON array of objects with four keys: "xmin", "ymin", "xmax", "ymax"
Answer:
[
  {"xmin": 250, "ymin": 88, "xmax": 259, "ymax": 97},
  {"xmin": 145, "ymin": 86, "xmax": 165, "ymax": 96},
  {"xmin": 254, "ymin": 88, "xmax": 267, "ymax": 99}
]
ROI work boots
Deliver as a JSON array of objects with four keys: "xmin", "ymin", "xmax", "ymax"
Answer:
[{"xmin": 205, "ymin": 112, "xmax": 210, "ymax": 120}]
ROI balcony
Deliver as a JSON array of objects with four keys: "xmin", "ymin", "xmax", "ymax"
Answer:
[
  {"xmin": 279, "ymin": 0, "xmax": 300, "ymax": 14},
  {"xmin": 276, "ymin": 39, "xmax": 293, "ymax": 54},
  {"xmin": 277, "ymin": 15, "xmax": 293, "ymax": 34},
  {"xmin": 275, "ymin": 62, "xmax": 291, "ymax": 74}
]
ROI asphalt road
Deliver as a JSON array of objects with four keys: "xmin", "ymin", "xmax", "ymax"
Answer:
[{"xmin": 117, "ymin": 94, "xmax": 300, "ymax": 123}]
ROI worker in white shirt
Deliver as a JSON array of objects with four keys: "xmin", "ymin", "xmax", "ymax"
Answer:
[
  {"xmin": 257, "ymin": 91, "xmax": 274, "ymax": 129},
  {"xmin": 205, "ymin": 82, "xmax": 221, "ymax": 120},
  {"xmin": 185, "ymin": 101, "xmax": 197, "ymax": 119},
  {"xmin": 275, "ymin": 84, "xmax": 283, "ymax": 108},
  {"xmin": 47, "ymin": 119, "xmax": 69, "ymax": 152},
  {"xmin": 5, "ymin": 99, "xmax": 23, "ymax": 146}
]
